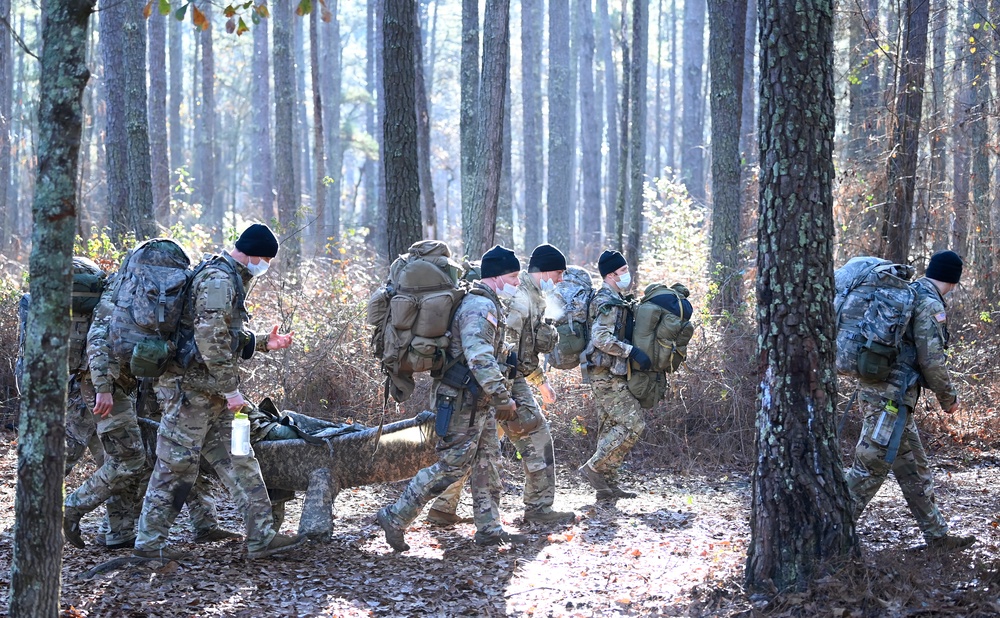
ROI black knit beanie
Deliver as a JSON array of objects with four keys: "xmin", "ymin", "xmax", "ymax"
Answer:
[
  {"xmin": 925, "ymin": 250, "xmax": 963, "ymax": 284},
  {"xmin": 527, "ymin": 244, "xmax": 567, "ymax": 273},
  {"xmin": 235, "ymin": 223, "xmax": 279, "ymax": 258},
  {"xmin": 481, "ymin": 245, "xmax": 520, "ymax": 278},
  {"xmin": 598, "ymin": 250, "xmax": 627, "ymax": 277}
]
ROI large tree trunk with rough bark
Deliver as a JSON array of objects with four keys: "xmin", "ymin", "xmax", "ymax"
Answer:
[
  {"xmin": 681, "ymin": 0, "xmax": 706, "ymax": 202},
  {"xmin": 148, "ymin": 9, "xmax": 170, "ymax": 227},
  {"xmin": 548, "ymin": 0, "xmax": 573, "ymax": 249},
  {"xmin": 746, "ymin": 0, "xmax": 859, "ymax": 593},
  {"xmin": 9, "ymin": 0, "xmax": 93, "ymax": 612},
  {"xmin": 521, "ymin": 0, "xmax": 544, "ymax": 251},
  {"xmin": 968, "ymin": 0, "xmax": 992, "ymax": 299},
  {"xmin": 624, "ymin": 0, "xmax": 647, "ymax": 275}
]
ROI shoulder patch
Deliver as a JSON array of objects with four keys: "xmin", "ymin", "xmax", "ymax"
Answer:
[
  {"xmin": 486, "ymin": 312, "xmax": 498, "ymax": 327},
  {"xmin": 935, "ymin": 311, "xmax": 947, "ymax": 323}
]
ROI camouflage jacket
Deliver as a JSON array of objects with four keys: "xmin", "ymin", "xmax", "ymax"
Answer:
[
  {"xmin": 443, "ymin": 283, "xmax": 511, "ymax": 401},
  {"xmin": 87, "ymin": 273, "xmax": 136, "ymax": 394},
  {"xmin": 506, "ymin": 271, "xmax": 558, "ymax": 384},
  {"xmin": 859, "ymin": 277, "xmax": 957, "ymax": 410},
  {"xmin": 170, "ymin": 252, "xmax": 269, "ymax": 394},
  {"xmin": 587, "ymin": 282, "xmax": 634, "ymax": 371}
]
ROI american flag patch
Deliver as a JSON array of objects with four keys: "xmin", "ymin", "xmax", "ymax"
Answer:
[
  {"xmin": 486, "ymin": 312, "xmax": 498, "ymax": 326},
  {"xmin": 935, "ymin": 311, "xmax": 947, "ymax": 322}
]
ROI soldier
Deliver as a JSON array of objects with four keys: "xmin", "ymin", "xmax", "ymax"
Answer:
[
  {"xmin": 377, "ymin": 245, "xmax": 529, "ymax": 551},
  {"xmin": 578, "ymin": 250, "xmax": 651, "ymax": 501},
  {"xmin": 133, "ymin": 224, "xmax": 304, "ymax": 560},
  {"xmin": 425, "ymin": 244, "xmax": 575, "ymax": 526},
  {"xmin": 65, "ymin": 266, "xmax": 240, "ymax": 551},
  {"xmin": 845, "ymin": 250, "xmax": 976, "ymax": 551}
]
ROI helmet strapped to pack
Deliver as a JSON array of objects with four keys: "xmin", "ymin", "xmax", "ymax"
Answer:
[
  {"xmin": 834, "ymin": 256, "xmax": 916, "ymax": 383},
  {"xmin": 367, "ymin": 240, "xmax": 467, "ymax": 403}
]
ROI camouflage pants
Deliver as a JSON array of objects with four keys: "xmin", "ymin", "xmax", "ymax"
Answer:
[
  {"xmin": 65, "ymin": 374, "xmax": 104, "ymax": 475},
  {"xmin": 65, "ymin": 379, "xmax": 147, "ymax": 545},
  {"xmin": 585, "ymin": 369, "xmax": 645, "ymax": 483},
  {"xmin": 383, "ymin": 389, "xmax": 504, "ymax": 536},
  {"xmin": 845, "ymin": 397, "xmax": 948, "ymax": 541},
  {"xmin": 431, "ymin": 378, "xmax": 556, "ymax": 515},
  {"xmin": 136, "ymin": 382, "xmax": 276, "ymax": 553}
]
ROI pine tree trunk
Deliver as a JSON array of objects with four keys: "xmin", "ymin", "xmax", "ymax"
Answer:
[
  {"xmin": 195, "ymin": 11, "xmax": 220, "ymax": 241},
  {"xmin": 847, "ymin": 0, "xmax": 880, "ymax": 161},
  {"xmin": 968, "ymin": 0, "xmax": 992, "ymax": 299},
  {"xmin": 102, "ymin": 0, "xmax": 128, "ymax": 242},
  {"xmin": 498, "ymin": 77, "xmax": 514, "ymax": 248},
  {"xmin": 168, "ymin": 12, "xmax": 184, "ymax": 206},
  {"xmin": 0, "ymin": 0, "xmax": 11, "ymax": 251},
  {"xmin": 123, "ymin": 0, "xmax": 154, "ymax": 240},
  {"xmin": 951, "ymin": 0, "xmax": 969, "ymax": 256},
  {"xmin": 468, "ymin": 0, "xmax": 510, "ymax": 257},
  {"xmin": 364, "ymin": 0, "xmax": 379, "ymax": 244},
  {"xmin": 707, "ymin": 0, "xmax": 747, "ymax": 314},
  {"xmin": 384, "ymin": 0, "xmax": 423, "ymax": 258},
  {"xmin": 881, "ymin": 0, "xmax": 930, "ymax": 264},
  {"xmin": 928, "ymin": 0, "xmax": 946, "ymax": 252},
  {"xmin": 613, "ymin": 6, "xmax": 631, "ymax": 249},
  {"xmin": 295, "ymin": 16, "xmax": 312, "ymax": 203},
  {"xmin": 310, "ymin": 8, "xmax": 327, "ymax": 254},
  {"xmin": 521, "ymin": 0, "xmax": 544, "ymax": 250},
  {"xmin": 253, "ymin": 13, "xmax": 276, "ymax": 223},
  {"xmin": 322, "ymin": 0, "xmax": 343, "ymax": 244},
  {"xmin": 460, "ymin": 0, "xmax": 479, "ymax": 250},
  {"xmin": 274, "ymin": 0, "xmax": 301, "ymax": 272},
  {"xmin": 414, "ymin": 8, "xmax": 438, "ymax": 240},
  {"xmin": 597, "ymin": 0, "xmax": 619, "ymax": 237},
  {"xmin": 548, "ymin": 0, "xmax": 573, "ymax": 249},
  {"xmin": 624, "ymin": 0, "xmax": 647, "ymax": 275},
  {"xmin": 9, "ymin": 0, "xmax": 93, "ymax": 612},
  {"xmin": 666, "ymin": 0, "xmax": 676, "ymax": 172},
  {"xmin": 747, "ymin": 0, "xmax": 859, "ymax": 592},
  {"xmin": 375, "ymin": 0, "xmax": 388, "ymax": 258},
  {"xmin": 579, "ymin": 0, "xmax": 602, "ymax": 258},
  {"xmin": 681, "ymin": 0, "xmax": 706, "ymax": 202},
  {"xmin": 148, "ymin": 9, "xmax": 170, "ymax": 227},
  {"xmin": 739, "ymin": 0, "xmax": 756, "ymax": 166}
]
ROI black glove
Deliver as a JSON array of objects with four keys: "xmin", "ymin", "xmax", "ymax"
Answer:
[
  {"xmin": 629, "ymin": 347, "xmax": 652, "ymax": 371},
  {"xmin": 504, "ymin": 351, "xmax": 519, "ymax": 378},
  {"xmin": 493, "ymin": 395, "xmax": 517, "ymax": 421}
]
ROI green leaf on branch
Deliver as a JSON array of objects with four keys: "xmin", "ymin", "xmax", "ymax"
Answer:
[
  {"xmin": 296, "ymin": 0, "xmax": 312, "ymax": 16},
  {"xmin": 237, "ymin": 17, "xmax": 249, "ymax": 35},
  {"xmin": 175, "ymin": 3, "xmax": 188, "ymax": 21},
  {"xmin": 159, "ymin": 0, "xmax": 171, "ymax": 15},
  {"xmin": 224, "ymin": 4, "xmax": 237, "ymax": 17}
]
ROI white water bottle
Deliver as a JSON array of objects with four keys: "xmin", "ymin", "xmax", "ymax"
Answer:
[{"xmin": 231, "ymin": 410, "xmax": 251, "ymax": 457}]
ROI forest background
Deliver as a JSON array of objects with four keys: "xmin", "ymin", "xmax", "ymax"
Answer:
[{"xmin": 4, "ymin": 0, "xmax": 1000, "ymax": 613}]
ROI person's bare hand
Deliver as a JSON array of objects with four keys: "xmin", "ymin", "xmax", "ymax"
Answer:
[
  {"xmin": 94, "ymin": 392, "xmax": 113, "ymax": 418},
  {"xmin": 539, "ymin": 381, "xmax": 556, "ymax": 405},
  {"xmin": 226, "ymin": 391, "xmax": 247, "ymax": 412},
  {"xmin": 266, "ymin": 325, "xmax": 294, "ymax": 351}
]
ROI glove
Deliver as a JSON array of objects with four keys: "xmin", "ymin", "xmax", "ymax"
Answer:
[
  {"xmin": 493, "ymin": 395, "xmax": 517, "ymax": 421},
  {"xmin": 629, "ymin": 347, "xmax": 652, "ymax": 371}
]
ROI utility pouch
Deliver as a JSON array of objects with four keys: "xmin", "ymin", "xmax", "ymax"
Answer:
[
  {"xmin": 130, "ymin": 338, "xmax": 174, "ymax": 378},
  {"xmin": 435, "ymin": 396, "xmax": 455, "ymax": 437},
  {"xmin": 440, "ymin": 361, "xmax": 481, "ymax": 401}
]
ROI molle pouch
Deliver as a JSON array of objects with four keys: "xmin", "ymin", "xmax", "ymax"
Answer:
[
  {"xmin": 407, "ymin": 335, "xmax": 449, "ymax": 373},
  {"xmin": 130, "ymin": 338, "xmax": 174, "ymax": 378},
  {"xmin": 435, "ymin": 396, "xmax": 455, "ymax": 437},
  {"xmin": 858, "ymin": 341, "xmax": 895, "ymax": 382},
  {"xmin": 534, "ymin": 321, "xmax": 558, "ymax": 354},
  {"xmin": 389, "ymin": 294, "xmax": 419, "ymax": 330}
]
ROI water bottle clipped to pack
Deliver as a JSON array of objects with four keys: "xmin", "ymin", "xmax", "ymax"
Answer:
[{"xmin": 231, "ymin": 409, "xmax": 251, "ymax": 457}]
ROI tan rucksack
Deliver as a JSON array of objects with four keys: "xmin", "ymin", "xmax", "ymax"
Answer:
[
  {"xmin": 631, "ymin": 282, "xmax": 695, "ymax": 373},
  {"xmin": 367, "ymin": 240, "xmax": 466, "ymax": 402}
]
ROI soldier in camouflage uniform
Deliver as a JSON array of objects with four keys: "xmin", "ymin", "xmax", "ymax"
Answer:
[
  {"xmin": 426, "ymin": 244, "xmax": 575, "ymax": 526},
  {"xmin": 133, "ymin": 224, "xmax": 304, "ymax": 560},
  {"xmin": 65, "ymin": 375, "xmax": 103, "ymax": 475},
  {"xmin": 377, "ymin": 245, "xmax": 529, "ymax": 551},
  {"xmin": 579, "ymin": 250, "xmax": 652, "ymax": 501},
  {"xmin": 845, "ymin": 250, "xmax": 975, "ymax": 551},
  {"xmin": 65, "ymin": 268, "xmax": 240, "ymax": 551}
]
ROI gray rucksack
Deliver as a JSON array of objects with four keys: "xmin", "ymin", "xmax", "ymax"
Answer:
[
  {"xmin": 834, "ymin": 256, "xmax": 916, "ymax": 382},
  {"xmin": 545, "ymin": 266, "xmax": 597, "ymax": 370}
]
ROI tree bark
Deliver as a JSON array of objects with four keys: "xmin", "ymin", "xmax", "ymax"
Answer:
[
  {"xmin": 197, "ymin": 10, "xmax": 220, "ymax": 241},
  {"xmin": 148, "ymin": 9, "xmax": 170, "ymax": 227},
  {"xmin": 322, "ymin": 0, "xmax": 343, "ymax": 244},
  {"xmin": 295, "ymin": 15, "xmax": 312, "ymax": 204},
  {"xmin": 968, "ymin": 0, "xmax": 992, "ymax": 299},
  {"xmin": 468, "ymin": 0, "xmax": 510, "ymax": 257},
  {"xmin": 521, "ymin": 0, "xmax": 544, "ymax": 250},
  {"xmin": 579, "ymin": 0, "xmax": 602, "ymax": 257},
  {"xmin": 460, "ymin": 0, "xmax": 479, "ymax": 250},
  {"xmin": 547, "ymin": 0, "xmax": 573, "ymax": 249},
  {"xmin": 739, "ymin": 0, "xmax": 756, "ymax": 167},
  {"xmin": 310, "ymin": 7, "xmax": 327, "ymax": 254},
  {"xmin": 0, "ymin": 0, "xmax": 11, "ymax": 251},
  {"xmin": 274, "ymin": 0, "xmax": 301, "ymax": 273},
  {"xmin": 747, "ymin": 0, "xmax": 859, "ymax": 593},
  {"xmin": 9, "ymin": 0, "xmax": 93, "ymax": 612},
  {"xmin": 707, "ymin": 0, "xmax": 747, "ymax": 315},
  {"xmin": 123, "ymin": 0, "xmax": 154, "ymax": 240},
  {"xmin": 624, "ymin": 0, "xmax": 647, "ymax": 275},
  {"xmin": 597, "ymin": 0, "xmax": 620, "ymax": 239},
  {"xmin": 927, "ymin": 0, "xmax": 946, "ymax": 252},
  {"xmin": 880, "ymin": 0, "xmax": 930, "ymax": 264},
  {"xmin": 681, "ymin": 0, "xmax": 706, "ymax": 202},
  {"xmin": 168, "ymin": 9, "xmax": 184, "ymax": 206},
  {"xmin": 612, "ymin": 3, "xmax": 630, "ymax": 250},
  {"xmin": 666, "ymin": 0, "xmax": 676, "ymax": 172},
  {"xmin": 498, "ymin": 76, "xmax": 514, "ymax": 248},
  {"xmin": 364, "ymin": 0, "xmax": 378, "ymax": 237},
  {"xmin": 252, "ymin": 10, "xmax": 276, "ymax": 223},
  {"xmin": 951, "ymin": 0, "xmax": 969, "ymax": 256},
  {"xmin": 847, "ymin": 0, "xmax": 880, "ymax": 161},
  {"xmin": 414, "ymin": 8, "xmax": 438, "ymax": 240},
  {"xmin": 384, "ymin": 0, "xmax": 423, "ymax": 259}
]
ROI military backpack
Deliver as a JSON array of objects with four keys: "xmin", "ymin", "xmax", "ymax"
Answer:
[
  {"xmin": 626, "ymin": 282, "xmax": 695, "ymax": 409},
  {"xmin": 367, "ymin": 240, "xmax": 467, "ymax": 403},
  {"xmin": 834, "ymin": 256, "xmax": 916, "ymax": 383},
  {"xmin": 545, "ymin": 265, "xmax": 597, "ymax": 370}
]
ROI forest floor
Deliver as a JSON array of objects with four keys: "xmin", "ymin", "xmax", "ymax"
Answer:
[{"xmin": 1, "ymin": 432, "xmax": 1000, "ymax": 616}]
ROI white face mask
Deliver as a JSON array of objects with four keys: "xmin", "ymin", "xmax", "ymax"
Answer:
[
  {"xmin": 616, "ymin": 271, "xmax": 631, "ymax": 290},
  {"xmin": 540, "ymin": 277, "xmax": 556, "ymax": 293},
  {"xmin": 247, "ymin": 259, "xmax": 270, "ymax": 278},
  {"xmin": 497, "ymin": 282, "xmax": 518, "ymax": 300}
]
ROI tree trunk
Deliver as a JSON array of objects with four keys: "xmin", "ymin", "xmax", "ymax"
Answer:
[
  {"xmin": 384, "ymin": 0, "xmax": 423, "ymax": 259},
  {"xmin": 168, "ymin": 10, "xmax": 184, "ymax": 206},
  {"xmin": 498, "ymin": 76, "xmax": 514, "ymax": 248},
  {"xmin": 252, "ymin": 11, "xmax": 276, "ymax": 223},
  {"xmin": 612, "ymin": 3, "xmax": 631, "ymax": 250},
  {"xmin": 597, "ymin": 0, "xmax": 619, "ymax": 238},
  {"xmin": 681, "ymin": 0, "xmax": 706, "ymax": 202},
  {"xmin": 375, "ymin": 0, "xmax": 389, "ymax": 258},
  {"xmin": 295, "ymin": 15, "xmax": 312, "ymax": 205},
  {"xmin": 123, "ymin": 0, "xmax": 154, "ymax": 240},
  {"xmin": 198, "ymin": 12, "xmax": 220, "ymax": 241},
  {"xmin": 881, "ymin": 0, "xmax": 930, "ymax": 264},
  {"xmin": 364, "ymin": 0, "xmax": 378, "ymax": 237},
  {"xmin": 0, "ymin": 0, "xmax": 11, "ymax": 250},
  {"xmin": 653, "ymin": 0, "xmax": 663, "ymax": 178},
  {"xmin": 468, "ymin": 0, "xmax": 510, "ymax": 257},
  {"xmin": 739, "ymin": 0, "xmax": 756, "ymax": 166},
  {"xmin": 322, "ymin": 0, "xmax": 343, "ymax": 244},
  {"xmin": 9, "ymin": 0, "xmax": 93, "ymax": 612},
  {"xmin": 579, "ymin": 0, "xmax": 602, "ymax": 258},
  {"xmin": 148, "ymin": 9, "xmax": 170, "ymax": 227},
  {"xmin": 951, "ymin": 0, "xmax": 969, "ymax": 256},
  {"xmin": 310, "ymin": 8, "xmax": 327, "ymax": 254},
  {"xmin": 666, "ymin": 0, "xmax": 676, "ymax": 172},
  {"xmin": 548, "ymin": 0, "xmax": 573, "ymax": 249},
  {"xmin": 522, "ymin": 0, "xmax": 544, "ymax": 250},
  {"xmin": 927, "ymin": 0, "xmax": 946, "ymax": 252},
  {"xmin": 847, "ymin": 0, "xmax": 880, "ymax": 161},
  {"xmin": 460, "ymin": 0, "xmax": 479, "ymax": 250},
  {"xmin": 274, "ymin": 0, "xmax": 301, "ymax": 273},
  {"xmin": 707, "ymin": 0, "xmax": 747, "ymax": 315},
  {"xmin": 747, "ymin": 0, "xmax": 859, "ymax": 592},
  {"xmin": 968, "ymin": 0, "xmax": 992, "ymax": 299},
  {"xmin": 624, "ymin": 0, "xmax": 647, "ymax": 275},
  {"xmin": 414, "ymin": 8, "xmax": 438, "ymax": 240}
]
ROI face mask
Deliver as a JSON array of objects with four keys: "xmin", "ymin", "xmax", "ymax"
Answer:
[
  {"xmin": 540, "ymin": 277, "xmax": 556, "ymax": 293},
  {"xmin": 617, "ymin": 272, "xmax": 631, "ymax": 290},
  {"xmin": 247, "ymin": 259, "xmax": 270, "ymax": 278},
  {"xmin": 497, "ymin": 282, "xmax": 518, "ymax": 300}
]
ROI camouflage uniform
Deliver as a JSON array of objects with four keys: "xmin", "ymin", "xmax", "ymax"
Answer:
[
  {"xmin": 845, "ymin": 277, "xmax": 958, "ymax": 542},
  {"xmin": 135, "ymin": 253, "xmax": 278, "ymax": 554},
  {"xmin": 584, "ymin": 283, "xmax": 645, "ymax": 485},
  {"xmin": 65, "ymin": 374, "xmax": 104, "ymax": 475},
  {"xmin": 430, "ymin": 272, "xmax": 560, "ymax": 517},
  {"xmin": 381, "ymin": 284, "xmax": 511, "ymax": 537}
]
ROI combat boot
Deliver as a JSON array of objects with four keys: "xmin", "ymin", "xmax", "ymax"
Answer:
[
  {"xmin": 194, "ymin": 527, "xmax": 243, "ymax": 544},
  {"xmin": 609, "ymin": 484, "xmax": 638, "ymax": 499},
  {"xmin": 579, "ymin": 464, "xmax": 616, "ymax": 501},
  {"xmin": 474, "ymin": 529, "xmax": 529, "ymax": 546},
  {"xmin": 927, "ymin": 534, "xmax": 976, "ymax": 551},
  {"xmin": 133, "ymin": 546, "xmax": 188, "ymax": 560},
  {"xmin": 376, "ymin": 507, "xmax": 410, "ymax": 552},
  {"xmin": 425, "ymin": 508, "xmax": 473, "ymax": 526},
  {"xmin": 248, "ymin": 533, "xmax": 307, "ymax": 560},
  {"xmin": 523, "ymin": 508, "xmax": 576, "ymax": 524},
  {"xmin": 63, "ymin": 507, "xmax": 85, "ymax": 549}
]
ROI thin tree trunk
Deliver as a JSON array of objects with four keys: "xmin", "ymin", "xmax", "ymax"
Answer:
[
  {"xmin": 9, "ymin": 0, "xmax": 93, "ymax": 611},
  {"xmin": 968, "ymin": 0, "xmax": 991, "ymax": 298},
  {"xmin": 522, "ymin": 0, "xmax": 544, "ymax": 250},
  {"xmin": 414, "ymin": 8, "xmax": 437, "ymax": 240},
  {"xmin": 666, "ymin": 0, "xmax": 676, "ymax": 173},
  {"xmin": 295, "ymin": 15, "xmax": 312, "ymax": 204},
  {"xmin": 310, "ymin": 8, "xmax": 327, "ymax": 254},
  {"xmin": 681, "ymin": 0, "xmax": 706, "ymax": 202},
  {"xmin": 375, "ymin": 0, "xmax": 388, "ymax": 258},
  {"xmin": 613, "ymin": 1, "xmax": 630, "ymax": 249},
  {"xmin": 747, "ymin": 0, "xmax": 859, "ymax": 592},
  {"xmin": 322, "ymin": 0, "xmax": 343, "ymax": 244},
  {"xmin": 0, "ymin": 0, "xmax": 11, "ymax": 251},
  {"xmin": 579, "ymin": 0, "xmax": 602, "ymax": 257},
  {"xmin": 548, "ymin": 0, "xmax": 573, "ymax": 249},
  {"xmin": 252, "ymin": 10, "xmax": 276, "ymax": 223},
  {"xmin": 498, "ymin": 75, "xmax": 514, "ymax": 248},
  {"xmin": 624, "ymin": 0, "xmax": 647, "ymax": 275},
  {"xmin": 928, "ymin": 0, "xmax": 946, "ymax": 252},
  {"xmin": 739, "ymin": 0, "xmax": 756, "ymax": 167},
  {"xmin": 460, "ymin": 0, "xmax": 480, "ymax": 249},
  {"xmin": 951, "ymin": 0, "xmax": 969, "ymax": 256},
  {"xmin": 598, "ymin": 0, "xmax": 620, "ymax": 237},
  {"xmin": 274, "ymin": 0, "xmax": 301, "ymax": 273},
  {"xmin": 123, "ymin": 0, "xmax": 154, "ymax": 240},
  {"xmin": 168, "ymin": 10, "xmax": 184, "ymax": 206},
  {"xmin": 148, "ymin": 9, "xmax": 170, "ymax": 227},
  {"xmin": 847, "ymin": 0, "xmax": 880, "ymax": 161},
  {"xmin": 364, "ymin": 0, "xmax": 378, "ymax": 236},
  {"xmin": 653, "ymin": 0, "xmax": 663, "ymax": 179},
  {"xmin": 199, "ymin": 13, "xmax": 220, "ymax": 241}
]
